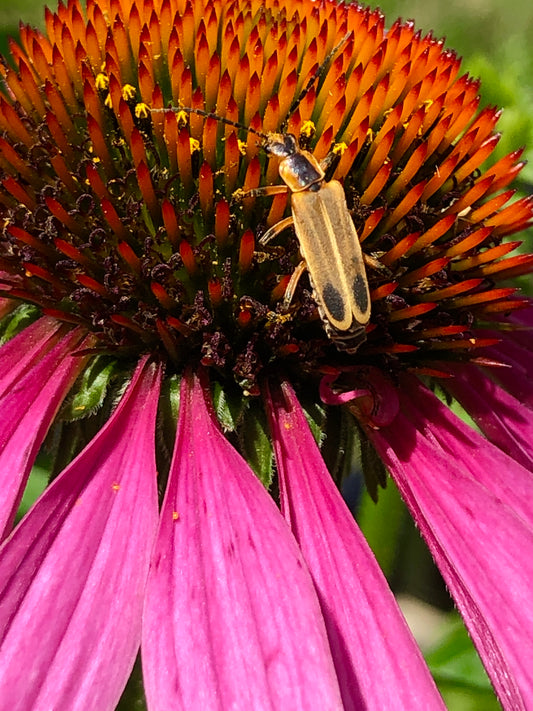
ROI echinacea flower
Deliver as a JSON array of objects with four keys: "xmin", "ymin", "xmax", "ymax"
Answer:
[{"xmin": 0, "ymin": 0, "xmax": 532, "ymax": 708}]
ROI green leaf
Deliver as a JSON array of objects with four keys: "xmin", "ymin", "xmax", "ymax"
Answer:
[
  {"xmin": 357, "ymin": 475, "xmax": 406, "ymax": 579},
  {"xmin": 15, "ymin": 459, "xmax": 49, "ymax": 521},
  {"xmin": 426, "ymin": 616, "xmax": 496, "ymax": 692},
  {"xmin": 424, "ymin": 614, "xmax": 502, "ymax": 709}
]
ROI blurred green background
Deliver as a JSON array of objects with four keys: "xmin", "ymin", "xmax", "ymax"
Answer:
[{"xmin": 1, "ymin": 1, "xmax": 530, "ymax": 708}]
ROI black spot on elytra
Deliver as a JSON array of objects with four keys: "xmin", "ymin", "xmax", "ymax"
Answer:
[
  {"xmin": 322, "ymin": 282, "xmax": 345, "ymax": 321},
  {"xmin": 353, "ymin": 273, "xmax": 369, "ymax": 313}
]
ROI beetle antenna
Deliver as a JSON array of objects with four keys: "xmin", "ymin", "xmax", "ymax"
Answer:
[
  {"xmin": 150, "ymin": 32, "xmax": 351, "ymax": 143},
  {"xmin": 285, "ymin": 31, "xmax": 352, "ymax": 121},
  {"xmin": 151, "ymin": 105, "xmax": 271, "ymax": 141}
]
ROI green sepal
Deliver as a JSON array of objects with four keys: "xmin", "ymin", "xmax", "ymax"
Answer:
[
  {"xmin": 160, "ymin": 373, "xmax": 181, "ymax": 423},
  {"xmin": 212, "ymin": 379, "xmax": 248, "ymax": 432},
  {"xmin": 239, "ymin": 402, "xmax": 274, "ymax": 488},
  {"xmin": 302, "ymin": 400, "xmax": 357, "ymax": 486},
  {"xmin": 301, "ymin": 398, "xmax": 327, "ymax": 446},
  {"xmin": 321, "ymin": 406, "xmax": 355, "ymax": 485},
  {"xmin": 43, "ymin": 365, "xmax": 133, "ymax": 478},
  {"xmin": 359, "ymin": 429, "xmax": 388, "ymax": 503},
  {"xmin": 61, "ymin": 356, "xmax": 118, "ymax": 421},
  {"xmin": 117, "ymin": 655, "xmax": 147, "ymax": 711},
  {"xmin": 156, "ymin": 374, "xmax": 181, "ymax": 483},
  {"xmin": 43, "ymin": 412, "xmax": 109, "ymax": 479},
  {"xmin": 0, "ymin": 304, "xmax": 40, "ymax": 344}
]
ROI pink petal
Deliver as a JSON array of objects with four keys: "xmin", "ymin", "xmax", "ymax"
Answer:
[
  {"xmin": 446, "ymin": 363, "xmax": 533, "ymax": 469},
  {"xmin": 0, "ymin": 316, "xmax": 66, "ymax": 395},
  {"xmin": 479, "ymin": 305, "xmax": 533, "ymax": 408},
  {"xmin": 0, "ymin": 324, "xmax": 89, "ymax": 538},
  {"xmin": 142, "ymin": 370, "xmax": 343, "ymax": 711},
  {"xmin": 484, "ymin": 334, "xmax": 533, "ymax": 410},
  {"xmin": 508, "ymin": 301, "xmax": 533, "ymax": 331},
  {"xmin": 0, "ymin": 357, "xmax": 161, "ymax": 711},
  {"xmin": 266, "ymin": 380, "xmax": 445, "ymax": 711},
  {"xmin": 369, "ymin": 377, "xmax": 533, "ymax": 710}
]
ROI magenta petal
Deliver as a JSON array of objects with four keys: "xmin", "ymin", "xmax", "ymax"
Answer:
[
  {"xmin": 480, "ymin": 306, "xmax": 533, "ymax": 409},
  {"xmin": 485, "ymin": 337, "xmax": 533, "ymax": 411},
  {"xmin": 266, "ymin": 381, "xmax": 444, "ymax": 711},
  {"xmin": 369, "ymin": 377, "xmax": 533, "ymax": 709},
  {"xmin": 446, "ymin": 363, "xmax": 533, "ymax": 470},
  {"xmin": 142, "ymin": 371, "xmax": 343, "ymax": 710},
  {"xmin": 0, "ymin": 325, "xmax": 88, "ymax": 538},
  {"xmin": 0, "ymin": 317, "xmax": 65, "ymax": 395},
  {"xmin": 0, "ymin": 357, "xmax": 161, "ymax": 711}
]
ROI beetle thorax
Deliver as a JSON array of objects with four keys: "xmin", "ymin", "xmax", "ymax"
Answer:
[{"xmin": 278, "ymin": 151, "xmax": 325, "ymax": 192}]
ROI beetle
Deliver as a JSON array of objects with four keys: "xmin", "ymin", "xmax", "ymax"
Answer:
[
  {"xmin": 244, "ymin": 130, "xmax": 371, "ymax": 352},
  {"xmin": 154, "ymin": 33, "xmax": 371, "ymax": 352}
]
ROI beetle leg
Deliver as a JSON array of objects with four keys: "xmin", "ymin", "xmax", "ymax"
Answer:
[
  {"xmin": 363, "ymin": 251, "xmax": 392, "ymax": 276},
  {"xmin": 260, "ymin": 216, "xmax": 294, "ymax": 245},
  {"xmin": 233, "ymin": 184, "xmax": 289, "ymax": 201},
  {"xmin": 282, "ymin": 259, "xmax": 308, "ymax": 310}
]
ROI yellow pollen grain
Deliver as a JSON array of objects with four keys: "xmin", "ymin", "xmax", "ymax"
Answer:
[
  {"xmin": 121, "ymin": 84, "xmax": 137, "ymax": 101},
  {"xmin": 172, "ymin": 511, "xmax": 180, "ymax": 521},
  {"xmin": 237, "ymin": 139, "xmax": 247, "ymax": 155},
  {"xmin": 267, "ymin": 311, "xmax": 292, "ymax": 323},
  {"xmin": 189, "ymin": 137, "xmax": 200, "ymax": 153},
  {"xmin": 95, "ymin": 72, "xmax": 109, "ymax": 90},
  {"xmin": 104, "ymin": 94, "xmax": 113, "ymax": 109},
  {"xmin": 332, "ymin": 142, "xmax": 347, "ymax": 156},
  {"xmin": 175, "ymin": 110, "xmax": 189, "ymax": 127},
  {"xmin": 300, "ymin": 120, "xmax": 315, "ymax": 139},
  {"xmin": 112, "ymin": 483, "xmax": 120, "ymax": 491},
  {"xmin": 135, "ymin": 103, "xmax": 150, "ymax": 119}
]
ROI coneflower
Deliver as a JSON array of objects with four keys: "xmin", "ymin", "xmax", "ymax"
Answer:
[{"xmin": 0, "ymin": 0, "xmax": 532, "ymax": 709}]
